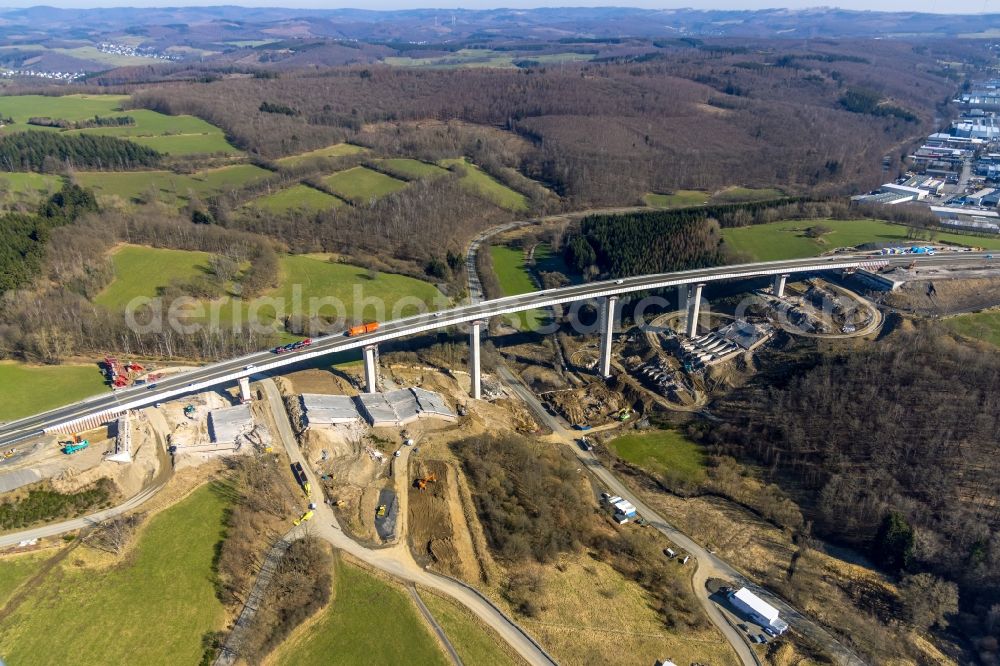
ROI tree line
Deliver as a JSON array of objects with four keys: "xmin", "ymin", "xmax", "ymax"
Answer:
[{"xmin": 0, "ymin": 130, "xmax": 160, "ymax": 172}]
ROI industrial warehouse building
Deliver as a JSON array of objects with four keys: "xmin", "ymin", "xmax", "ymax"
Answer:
[{"xmin": 728, "ymin": 587, "xmax": 789, "ymax": 634}]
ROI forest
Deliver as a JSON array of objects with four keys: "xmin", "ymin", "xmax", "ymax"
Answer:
[
  {"xmin": 568, "ymin": 212, "xmax": 726, "ymax": 278},
  {"xmin": 122, "ymin": 36, "xmax": 955, "ymax": 205},
  {"xmin": 0, "ymin": 183, "xmax": 97, "ymax": 291},
  {"xmin": 694, "ymin": 327, "xmax": 1000, "ymax": 653},
  {"xmin": 0, "ymin": 131, "xmax": 161, "ymax": 172}
]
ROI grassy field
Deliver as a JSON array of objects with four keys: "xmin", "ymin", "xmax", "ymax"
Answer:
[
  {"xmin": 0, "ymin": 172, "xmax": 63, "ymax": 207},
  {"xmin": 0, "ymin": 94, "xmax": 238, "ymax": 155},
  {"xmin": 0, "ymin": 94, "xmax": 127, "ymax": 123},
  {"xmin": 376, "ymin": 158, "xmax": 449, "ymax": 180},
  {"xmin": 128, "ymin": 132, "xmax": 239, "ymax": 156},
  {"xmin": 273, "ymin": 254, "xmax": 444, "ymax": 323},
  {"xmin": 722, "ymin": 219, "xmax": 1000, "ymax": 261},
  {"xmin": 440, "ymin": 157, "xmax": 528, "ymax": 211},
  {"xmin": 418, "ymin": 591, "xmax": 519, "ymax": 666},
  {"xmin": 644, "ymin": 190, "xmax": 709, "ymax": 209},
  {"xmin": 271, "ymin": 556, "xmax": 449, "ymax": 665},
  {"xmin": 95, "ymin": 245, "xmax": 212, "ymax": 309},
  {"xmin": 0, "ymin": 552, "xmax": 49, "ymax": 606},
  {"xmin": 0, "ymin": 361, "xmax": 108, "ymax": 421},
  {"xmin": 276, "ymin": 142, "xmax": 368, "ymax": 167},
  {"xmin": 94, "ymin": 247, "xmax": 443, "ymax": 335},
  {"xmin": 0, "ymin": 483, "xmax": 228, "ymax": 665},
  {"xmin": 490, "ymin": 245, "xmax": 549, "ymax": 330},
  {"xmin": 608, "ymin": 429, "xmax": 707, "ymax": 485},
  {"xmin": 248, "ymin": 184, "xmax": 343, "ymax": 213},
  {"xmin": 322, "ymin": 166, "xmax": 408, "ymax": 203},
  {"xmin": 710, "ymin": 186, "xmax": 784, "ymax": 204},
  {"xmin": 76, "ymin": 164, "xmax": 271, "ymax": 205},
  {"xmin": 520, "ymin": 553, "xmax": 738, "ymax": 666},
  {"xmin": 945, "ymin": 310, "xmax": 1000, "ymax": 347}
]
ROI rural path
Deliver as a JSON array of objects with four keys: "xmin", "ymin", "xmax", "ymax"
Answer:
[
  {"xmin": 259, "ymin": 378, "xmax": 558, "ymax": 666},
  {"xmin": 0, "ymin": 407, "xmax": 173, "ymax": 549}
]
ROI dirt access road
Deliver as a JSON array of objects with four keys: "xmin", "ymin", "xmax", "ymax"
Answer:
[{"xmin": 259, "ymin": 378, "xmax": 557, "ymax": 666}]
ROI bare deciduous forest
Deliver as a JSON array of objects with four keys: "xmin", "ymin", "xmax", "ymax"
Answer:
[
  {"xmin": 123, "ymin": 37, "xmax": 956, "ymax": 205},
  {"xmin": 694, "ymin": 327, "xmax": 1000, "ymax": 652}
]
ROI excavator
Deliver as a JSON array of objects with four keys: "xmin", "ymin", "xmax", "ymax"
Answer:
[{"xmin": 414, "ymin": 472, "xmax": 437, "ymax": 490}]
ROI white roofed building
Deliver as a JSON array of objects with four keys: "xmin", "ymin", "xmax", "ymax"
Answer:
[{"xmin": 728, "ymin": 587, "xmax": 788, "ymax": 634}]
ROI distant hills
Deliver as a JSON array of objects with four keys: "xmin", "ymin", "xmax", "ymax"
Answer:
[{"xmin": 0, "ymin": 6, "xmax": 997, "ymax": 42}]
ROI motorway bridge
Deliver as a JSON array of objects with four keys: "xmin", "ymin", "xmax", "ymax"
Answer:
[{"xmin": 0, "ymin": 251, "xmax": 992, "ymax": 446}]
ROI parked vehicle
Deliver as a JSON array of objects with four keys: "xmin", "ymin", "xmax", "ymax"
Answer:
[
  {"xmin": 347, "ymin": 322, "xmax": 380, "ymax": 337},
  {"xmin": 763, "ymin": 627, "xmax": 777, "ymax": 637},
  {"xmin": 293, "ymin": 510, "xmax": 314, "ymax": 526},
  {"xmin": 61, "ymin": 440, "xmax": 89, "ymax": 455}
]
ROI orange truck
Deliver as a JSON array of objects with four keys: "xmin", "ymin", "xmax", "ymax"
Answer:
[{"xmin": 346, "ymin": 321, "xmax": 379, "ymax": 337}]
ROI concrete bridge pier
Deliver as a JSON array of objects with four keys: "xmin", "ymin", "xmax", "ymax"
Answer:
[
  {"xmin": 598, "ymin": 295, "xmax": 618, "ymax": 378},
  {"xmin": 238, "ymin": 376, "xmax": 252, "ymax": 403},
  {"xmin": 773, "ymin": 273, "xmax": 788, "ymax": 298},
  {"xmin": 469, "ymin": 320, "xmax": 482, "ymax": 399},
  {"xmin": 362, "ymin": 344, "xmax": 379, "ymax": 394},
  {"xmin": 685, "ymin": 283, "xmax": 705, "ymax": 337}
]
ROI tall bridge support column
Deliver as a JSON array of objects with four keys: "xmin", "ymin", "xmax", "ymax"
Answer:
[
  {"xmin": 362, "ymin": 344, "xmax": 379, "ymax": 394},
  {"xmin": 598, "ymin": 295, "xmax": 618, "ymax": 378},
  {"xmin": 773, "ymin": 273, "xmax": 788, "ymax": 298},
  {"xmin": 469, "ymin": 320, "xmax": 482, "ymax": 400},
  {"xmin": 238, "ymin": 376, "xmax": 252, "ymax": 403},
  {"xmin": 685, "ymin": 283, "xmax": 704, "ymax": 338}
]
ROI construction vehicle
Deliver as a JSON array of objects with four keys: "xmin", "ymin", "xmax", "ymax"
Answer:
[
  {"xmin": 61, "ymin": 440, "xmax": 89, "ymax": 455},
  {"xmin": 291, "ymin": 462, "xmax": 311, "ymax": 495},
  {"xmin": 346, "ymin": 321, "xmax": 379, "ymax": 337},
  {"xmin": 293, "ymin": 509, "xmax": 314, "ymax": 526},
  {"xmin": 183, "ymin": 405, "xmax": 196, "ymax": 419},
  {"xmin": 376, "ymin": 504, "xmax": 387, "ymax": 518},
  {"xmin": 616, "ymin": 407, "xmax": 632, "ymax": 422},
  {"xmin": 414, "ymin": 472, "xmax": 437, "ymax": 490},
  {"xmin": 1, "ymin": 448, "xmax": 17, "ymax": 461}
]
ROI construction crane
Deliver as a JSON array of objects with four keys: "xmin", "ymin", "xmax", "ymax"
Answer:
[{"xmin": 414, "ymin": 472, "xmax": 437, "ymax": 490}]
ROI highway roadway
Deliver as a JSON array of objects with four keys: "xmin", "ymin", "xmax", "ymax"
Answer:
[{"xmin": 0, "ymin": 251, "xmax": 993, "ymax": 447}]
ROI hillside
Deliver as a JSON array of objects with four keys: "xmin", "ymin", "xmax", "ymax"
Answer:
[{"xmin": 698, "ymin": 326, "xmax": 1000, "ymax": 650}]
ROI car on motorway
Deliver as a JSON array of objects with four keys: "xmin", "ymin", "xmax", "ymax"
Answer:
[
  {"xmin": 615, "ymin": 279, "xmax": 624, "ymax": 285},
  {"xmin": 244, "ymin": 364, "xmax": 256, "ymax": 371},
  {"xmin": 146, "ymin": 383, "xmax": 157, "ymax": 390},
  {"xmin": 988, "ymin": 254, "xmax": 994, "ymax": 260}
]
